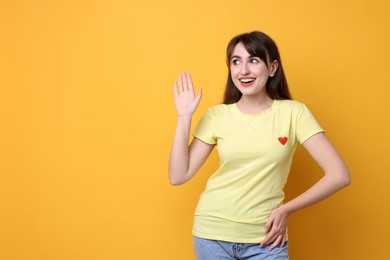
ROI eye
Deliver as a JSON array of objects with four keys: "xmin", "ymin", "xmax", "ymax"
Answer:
[
  {"xmin": 231, "ymin": 59, "xmax": 240, "ymax": 65},
  {"xmin": 250, "ymin": 58, "xmax": 260, "ymax": 64}
]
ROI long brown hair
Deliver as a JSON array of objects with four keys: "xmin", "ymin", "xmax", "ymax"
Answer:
[{"xmin": 223, "ymin": 31, "xmax": 292, "ymax": 104}]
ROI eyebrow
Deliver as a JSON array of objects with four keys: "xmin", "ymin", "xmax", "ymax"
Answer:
[{"xmin": 231, "ymin": 55, "xmax": 258, "ymax": 59}]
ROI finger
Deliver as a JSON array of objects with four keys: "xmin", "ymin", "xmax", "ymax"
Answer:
[
  {"xmin": 186, "ymin": 72, "xmax": 194, "ymax": 92},
  {"xmin": 263, "ymin": 226, "xmax": 282, "ymax": 247},
  {"xmin": 182, "ymin": 71, "xmax": 188, "ymax": 91},
  {"xmin": 269, "ymin": 235, "xmax": 282, "ymax": 251},
  {"xmin": 281, "ymin": 232, "xmax": 287, "ymax": 247},
  {"xmin": 261, "ymin": 217, "xmax": 274, "ymax": 247},
  {"xmin": 178, "ymin": 72, "xmax": 184, "ymax": 93},
  {"xmin": 195, "ymin": 88, "xmax": 202, "ymax": 103},
  {"xmin": 260, "ymin": 235, "xmax": 277, "ymax": 247},
  {"xmin": 268, "ymin": 232, "xmax": 279, "ymax": 245},
  {"xmin": 260, "ymin": 231, "xmax": 276, "ymax": 247},
  {"xmin": 264, "ymin": 216, "xmax": 274, "ymax": 233},
  {"xmin": 260, "ymin": 232, "xmax": 270, "ymax": 247}
]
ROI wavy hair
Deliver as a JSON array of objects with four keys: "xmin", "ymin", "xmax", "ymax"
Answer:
[{"xmin": 223, "ymin": 31, "xmax": 291, "ymax": 104}]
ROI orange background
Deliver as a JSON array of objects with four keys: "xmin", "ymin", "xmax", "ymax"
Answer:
[{"xmin": 1, "ymin": 0, "xmax": 389, "ymax": 259}]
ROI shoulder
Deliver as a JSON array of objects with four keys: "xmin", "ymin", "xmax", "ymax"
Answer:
[
  {"xmin": 275, "ymin": 99, "xmax": 312, "ymax": 114},
  {"xmin": 275, "ymin": 99, "xmax": 306, "ymax": 109},
  {"xmin": 198, "ymin": 104, "xmax": 237, "ymax": 124}
]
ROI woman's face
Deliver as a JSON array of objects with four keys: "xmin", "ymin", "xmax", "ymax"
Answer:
[{"xmin": 230, "ymin": 42, "xmax": 277, "ymax": 98}]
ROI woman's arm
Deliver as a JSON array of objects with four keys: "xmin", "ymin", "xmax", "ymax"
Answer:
[
  {"xmin": 168, "ymin": 72, "xmax": 214, "ymax": 185},
  {"xmin": 260, "ymin": 132, "xmax": 351, "ymax": 249}
]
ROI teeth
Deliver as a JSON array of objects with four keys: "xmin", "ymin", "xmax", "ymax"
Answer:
[{"xmin": 240, "ymin": 78, "xmax": 255, "ymax": 83}]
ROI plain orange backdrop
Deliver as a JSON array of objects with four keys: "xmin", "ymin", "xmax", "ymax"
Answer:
[{"xmin": 1, "ymin": 0, "xmax": 389, "ymax": 259}]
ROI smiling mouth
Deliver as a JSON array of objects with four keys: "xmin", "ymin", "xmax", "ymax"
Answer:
[{"xmin": 239, "ymin": 78, "xmax": 256, "ymax": 83}]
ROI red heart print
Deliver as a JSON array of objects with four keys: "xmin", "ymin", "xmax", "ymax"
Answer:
[{"xmin": 278, "ymin": 137, "xmax": 288, "ymax": 145}]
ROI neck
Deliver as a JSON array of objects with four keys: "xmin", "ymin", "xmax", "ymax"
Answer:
[{"xmin": 236, "ymin": 94, "xmax": 274, "ymax": 115}]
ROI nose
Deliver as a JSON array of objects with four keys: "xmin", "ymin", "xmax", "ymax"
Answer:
[{"xmin": 240, "ymin": 62, "xmax": 250, "ymax": 75}]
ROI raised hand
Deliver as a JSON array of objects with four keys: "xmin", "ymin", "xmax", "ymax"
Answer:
[{"xmin": 173, "ymin": 72, "xmax": 202, "ymax": 117}]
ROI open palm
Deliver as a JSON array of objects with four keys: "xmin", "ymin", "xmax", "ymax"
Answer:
[{"xmin": 173, "ymin": 72, "xmax": 202, "ymax": 117}]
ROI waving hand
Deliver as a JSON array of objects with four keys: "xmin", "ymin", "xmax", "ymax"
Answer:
[{"xmin": 173, "ymin": 72, "xmax": 202, "ymax": 117}]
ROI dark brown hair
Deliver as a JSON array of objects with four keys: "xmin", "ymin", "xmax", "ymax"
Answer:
[{"xmin": 223, "ymin": 31, "xmax": 292, "ymax": 104}]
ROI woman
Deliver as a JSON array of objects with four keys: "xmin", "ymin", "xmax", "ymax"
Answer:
[{"xmin": 169, "ymin": 31, "xmax": 350, "ymax": 259}]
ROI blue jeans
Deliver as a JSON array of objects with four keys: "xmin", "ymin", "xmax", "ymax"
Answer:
[{"xmin": 193, "ymin": 236, "xmax": 289, "ymax": 260}]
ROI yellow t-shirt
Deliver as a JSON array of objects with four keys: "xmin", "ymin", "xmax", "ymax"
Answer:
[{"xmin": 192, "ymin": 99, "xmax": 324, "ymax": 243}]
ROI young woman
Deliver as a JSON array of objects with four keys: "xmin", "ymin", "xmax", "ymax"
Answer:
[{"xmin": 169, "ymin": 31, "xmax": 350, "ymax": 260}]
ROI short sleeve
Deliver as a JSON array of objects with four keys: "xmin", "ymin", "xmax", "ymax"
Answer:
[
  {"xmin": 295, "ymin": 104, "xmax": 324, "ymax": 144},
  {"xmin": 193, "ymin": 108, "xmax": 217, "ymax": 144}
]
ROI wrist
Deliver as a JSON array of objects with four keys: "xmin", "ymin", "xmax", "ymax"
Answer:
[
  {"xmin": 177, "ymin": 114, "xmax": 193, "ymax": 121},
  {"xmin": 279, "ymin": 204, "xmax": 293, "ymax": 216}
]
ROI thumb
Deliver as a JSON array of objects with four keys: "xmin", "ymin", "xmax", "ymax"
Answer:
[
  {"xmin": 195, "ymin": 88, "xmax": 202, "ymax": 103},
  {"xmin": 264, "ymin": 217, "xmax": 274, "ymax": 232}
]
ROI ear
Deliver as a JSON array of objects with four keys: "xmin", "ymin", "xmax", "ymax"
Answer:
[{"xmin": 269, "ymin": 60, "xmax": 278, "ymax": 77}]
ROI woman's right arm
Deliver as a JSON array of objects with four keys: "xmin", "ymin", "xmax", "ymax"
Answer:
[{"xmin": 168, "ymin": 72, "xmax": 215, "ymax": 185}]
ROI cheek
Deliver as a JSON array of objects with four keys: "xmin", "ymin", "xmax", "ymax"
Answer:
[
  {"xmin": 230, "ymin": 66, "xmax": 240, "ymax": 77},
  {"xmin": 231, "ymin": 73, "xmax": 239, "ymax": 83}
]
